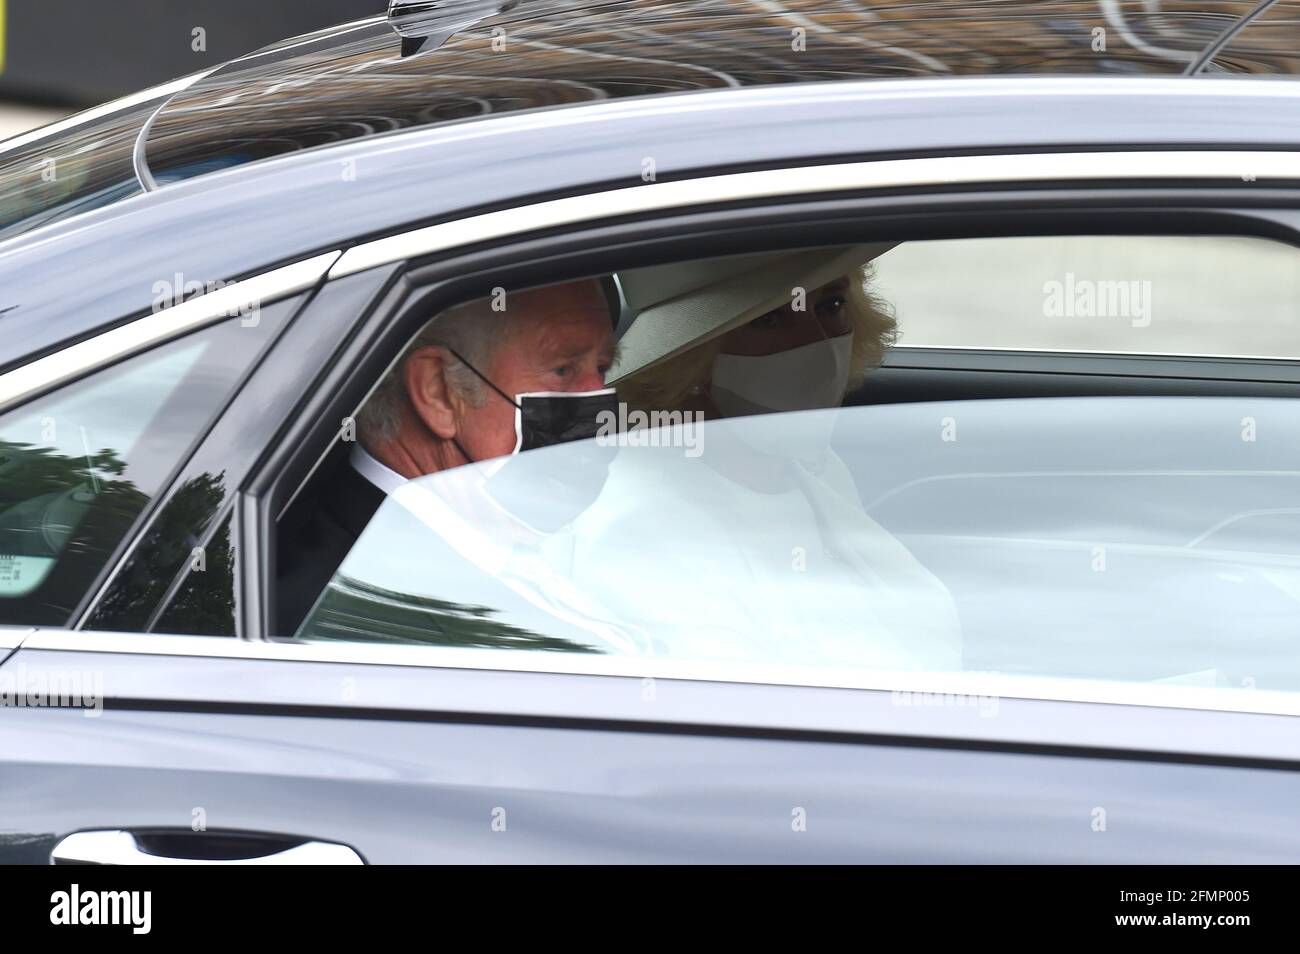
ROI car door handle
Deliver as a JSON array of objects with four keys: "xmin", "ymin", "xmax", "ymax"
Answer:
[{"xmin": 51, "ymin": 830, "xmax": 365, "ymax": 865}]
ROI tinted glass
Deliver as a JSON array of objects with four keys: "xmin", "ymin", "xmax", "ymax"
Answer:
[
  {"xmin": 83, "ymin": 297, "xmax": 295, "ymax": 634},
  {"xmin": 1208, "ymin": 1, "xmax": 1300, "ymax": 76},
  {"xmin": 152, "ymin": 511, "xmax": 236, "ymax": 637},
  {"xmin": 0, "ymin": 318, "xmax": 271, "ymax": 626},
  {"xmin": 144, "ymin": 1, "xmax": 1272, "ymax": 185},
  {"xmin": 0, "ymin": 96, "xmax": 158, "ymax": 244}
]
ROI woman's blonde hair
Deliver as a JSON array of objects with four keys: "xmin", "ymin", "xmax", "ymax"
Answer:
[{"xmin": 616, "ymin": 263, "xmax": 897, "ymax": 413}]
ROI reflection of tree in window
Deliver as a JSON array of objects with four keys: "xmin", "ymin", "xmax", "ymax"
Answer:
[
  {"xmin": 154, "ymin": 511, "xmax": 236, "ymax": 637},
  {"xmin": 86, "ymin": 471, "xmax": 229, "ymax": 632},
  {"xmin": 0, "ymin": 441, "xmax": 144, "ymax": 598},
  {"xmin": 302, "ymin": 575, "xmax": 599, "ymax": 653}
]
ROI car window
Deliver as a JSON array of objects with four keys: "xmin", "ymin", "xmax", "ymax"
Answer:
[
  {"xmin": 873, "ymin": 235, "xmax": 1300, "ymax": 357},
  {"xmin": 151, "ymin": 511, "xmax": 235, "ymax": 637},
  {"xmin": 282, "ymin": 237, "xmax": 1300, "ymax": 696},
  {"xmin": 0, "ymin": 317, "xmax": 275, "ymax": 626},
  {"xmin": 0, "ymin": 96, "xmax": 159, "ymax": 244}
]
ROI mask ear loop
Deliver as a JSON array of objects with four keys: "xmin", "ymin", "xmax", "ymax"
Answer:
[
  {"xmin": 804, "ymin": 288, "xmax": 855, "ymax": 411},
  {"xmin": 445, "ymin": 348, "xmax": 522, "ymax": 465},
  {"xmin": 805, "ymin": 291, "xmax": 835, "ymax": 345},
  {"xmin": 446, "ymin": 348, "xmax": 521, "ymax": 409},
  {"xmin": 450, "ymin": 436, "xmax": 474, "ymax": 466}
]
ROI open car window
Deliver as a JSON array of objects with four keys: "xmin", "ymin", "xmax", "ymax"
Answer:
[{"xmin": 875, "ymin": 234, "xmax": 1300, "ymax": 357}]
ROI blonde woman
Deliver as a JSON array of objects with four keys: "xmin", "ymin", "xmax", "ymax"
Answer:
[
  {"xmin": 616, "ymin": 260, "xmax": 897, "ymax": 423},
  {"xmin": 553, "ymin": 245, "xmax": 964, "ymax": 673}
]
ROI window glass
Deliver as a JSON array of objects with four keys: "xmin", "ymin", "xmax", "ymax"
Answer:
[
  {"xmin": 285, "ymin": 237, "xmax": 1300, "ymax": 696},
  {"xmin": 0, "ymin": 97, "xmax": 157, "ymax": 243},
  {"xmin": 85, "ymin": 297, "xmax": 294, "ymax": 635},
  {"xmin": 1207, "ymin": 2, "xmax": 1300, "ymax": 76},
  {"xmin": 152, "ymin": 511, "xmax": 236, "ymax": 637},
  {"xmin": 873, "ymin": 235, "xmax": 1300, "ymax": 357},
  {"xmin": 0, "ymin": 319, "xmax": 270, "ymax": 626}
]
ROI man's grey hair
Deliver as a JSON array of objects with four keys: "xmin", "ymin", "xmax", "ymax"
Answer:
[{"xmin": 356, "ymin": 296, "xmax": 512, "ymax": 445}]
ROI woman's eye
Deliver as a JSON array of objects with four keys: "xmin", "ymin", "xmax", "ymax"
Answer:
[
  {"xmin": 815, "ymin": 295, "xmax": 846, "ymax": 317},
  {"xmin": 553, "ymin": 365, "xmax": 572, "ymax": 378}
]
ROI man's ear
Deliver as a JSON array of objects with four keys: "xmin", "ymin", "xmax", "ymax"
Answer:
[{"xmin": 404, "ymin": 346, "xmax": 461, "ymax": 439}]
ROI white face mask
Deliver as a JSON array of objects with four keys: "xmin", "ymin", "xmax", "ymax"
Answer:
[
  {"xmin": 708, "ymin": 332, "xmax": 855, "ymax": 462},
  {"xmin": 710, "ymin": 332, "xmax": 854, "ymax": 417}
]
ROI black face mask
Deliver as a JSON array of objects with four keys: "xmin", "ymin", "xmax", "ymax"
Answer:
[
  {"xmin": 447, "ymin": 349, "xmax": 620, "ymax": 454},
  {"xmin": 448, "ymin": 350, "xmax": 621, "ymax": 533}
]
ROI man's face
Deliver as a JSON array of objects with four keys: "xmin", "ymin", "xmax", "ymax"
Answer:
[{"xmin": 458, "ymin": 280, "xmax": 614, "ymax": 461}]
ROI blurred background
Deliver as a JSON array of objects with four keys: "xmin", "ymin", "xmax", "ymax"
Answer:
[{"xmin": 0, "ymin": 0, "xmax": 378, "ymax": 137}]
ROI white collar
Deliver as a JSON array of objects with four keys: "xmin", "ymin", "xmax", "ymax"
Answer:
[{"xmin": 350, "ymin": 445, "xmax": 407, "ymax": 496}]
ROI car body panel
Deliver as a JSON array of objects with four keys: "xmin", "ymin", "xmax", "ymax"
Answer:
[
  {"xmin": 2, "ymin": 639, "xmax": 1300, "ymax": 863},
  {"xmin": 7, "ymin": 703, "xmax": 1300, "ymax": 864},
  {"xmin": 10, "ymin": 634, "xmax": 1300, "ymax": 752}
]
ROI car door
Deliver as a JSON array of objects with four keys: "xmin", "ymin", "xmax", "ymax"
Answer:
[{"xmin": 6, "ymin": 146, "xmax": 1300, "ymax": 864}]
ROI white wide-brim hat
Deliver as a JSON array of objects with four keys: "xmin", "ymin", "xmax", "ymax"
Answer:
[{"xmin": 610, "ymin": 243, "xmax": 896, "ymax": 381}]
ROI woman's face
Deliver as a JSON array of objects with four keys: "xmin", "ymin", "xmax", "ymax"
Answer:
[{"xmin": 718, "ymin": 277, "xmax": 852, "ymax": 356}]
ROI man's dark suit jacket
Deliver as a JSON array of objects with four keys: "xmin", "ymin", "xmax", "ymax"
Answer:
[{"xmin": 276, "ymin": 455, "xmax": 386, "ymax": 636}]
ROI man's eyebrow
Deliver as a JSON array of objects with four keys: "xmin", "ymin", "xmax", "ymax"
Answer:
[
  {"xmin": 534, "ymin": 327, "xmax": 614, "ymax": 363},
  {"xmin": 537, "ymin": 336, "xmax": 590, "ymax": 360}
]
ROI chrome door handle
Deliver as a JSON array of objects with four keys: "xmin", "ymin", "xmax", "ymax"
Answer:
[{"xmin": 52, "ymin": 830, "xmax": 365, "ymax": 865}]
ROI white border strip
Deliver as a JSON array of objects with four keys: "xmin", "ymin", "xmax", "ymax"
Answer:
[
  {"xmin": 330, "ymin": 150, "xmax": 1300, "ymax": 278},
  {"xmin": 131, "ymin": 100, "xmax": 165, "ymax": 193},
  {"xmin": 22, "ymin": 629, "xmax": 1300, "ymax": 719},
  {"xmin": 890, "ymin": 342, "xmax": 1300, "ymax": 362},
  {"xmin": 0, "ymin": 251, "xmax": 340, "ymax": 414},
  {"xmin": 0, "ymin": 628, "xmax": 33, "ymax": 651}
]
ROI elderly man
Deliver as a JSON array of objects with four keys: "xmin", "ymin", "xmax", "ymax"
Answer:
[{"xmin": 276, "ymin": 278, "xmax": 616, "ymax": 634}]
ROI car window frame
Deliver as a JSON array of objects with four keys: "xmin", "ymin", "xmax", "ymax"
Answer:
[
  {"xmin": 74, "ymin": 298, "xmax": 306, "ymax": 636},
  {"xmin": 64, "ymin": 150, "xmax": 1300, "ymax": 713}
]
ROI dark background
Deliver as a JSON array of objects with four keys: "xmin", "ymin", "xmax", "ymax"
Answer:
[{"xmin": 0, "ymin": 0, "xmax": 377, "ymax": 106}]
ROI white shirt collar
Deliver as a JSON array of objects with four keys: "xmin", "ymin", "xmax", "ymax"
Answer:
[{"xmin": 350, "ymin": 444, "xmax": 407, "ymax": 496}]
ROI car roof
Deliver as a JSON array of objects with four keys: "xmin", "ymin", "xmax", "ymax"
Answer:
[
  {"xmin": 0, "ymin": 0, "xmax": 1293, "ymax": 246},
  {"xmin": 3, "ymin": 73, "xmax": 1300, "ymax": 374},
  {"xmin": 139, "ymin": 0, "xmax": 1300, "ymax": 187}
]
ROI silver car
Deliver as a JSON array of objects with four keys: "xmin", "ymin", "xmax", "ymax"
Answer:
[{"xmin": 2, "ymin": 0, "xmax": 1300, "ymax": 865}]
